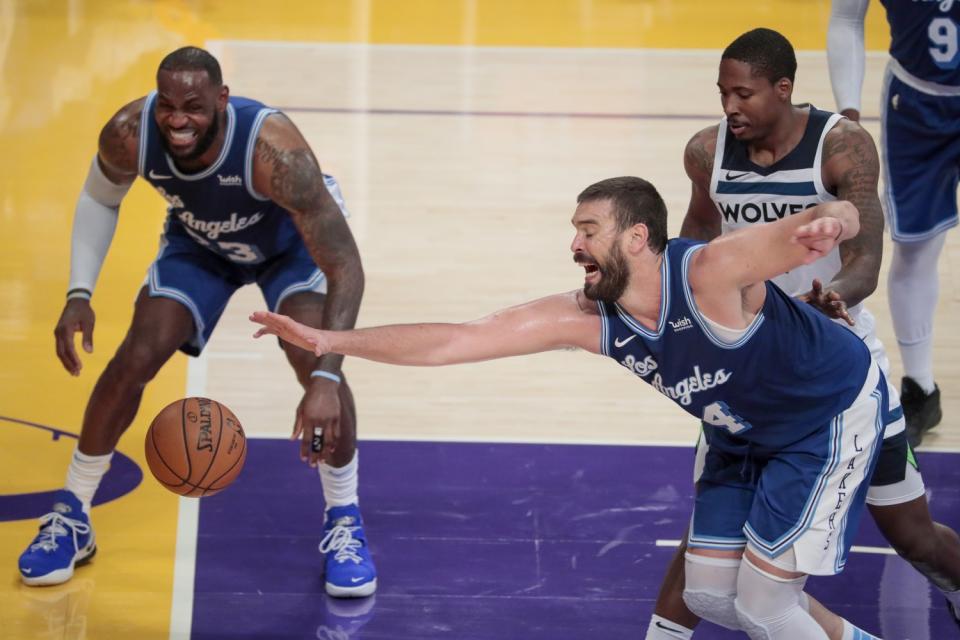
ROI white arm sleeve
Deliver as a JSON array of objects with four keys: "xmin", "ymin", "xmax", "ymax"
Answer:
[
  {"xmin": 827, "ymin": 0, "xmax": 871, "ymax": 113},
  {"xmin": 68, "ymin": 156, "xmax": 133, "ymax": 299}
]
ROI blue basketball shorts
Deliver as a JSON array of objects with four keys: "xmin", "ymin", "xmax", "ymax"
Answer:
[
  {"xmin": 880, "ymin": 64, "xmax": 960, "ymax": 242},
  {"xmin": 689, "ymin": 362, "xmax": 886, "ymax": 576},
  {"xmin": 145, "ymin": 228, "xmax": 326, "ymax": 356}
]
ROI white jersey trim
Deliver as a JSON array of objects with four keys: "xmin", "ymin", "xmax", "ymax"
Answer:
[{"xmin": 889, "ymin": 58, "xmax": 960, "ymax": 96}]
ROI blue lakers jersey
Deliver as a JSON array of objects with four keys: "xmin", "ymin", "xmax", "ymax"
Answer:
[
  {"xmin": 597, "ymin": 238, "xmax": 871, "ymax": 449},
  {"xmin": 881, "ymin": 0, "xmax": 960, "ymax": 85},
  {"xmin": 138, "ymin": 92, "xmax": 302, "ymax": 264}
]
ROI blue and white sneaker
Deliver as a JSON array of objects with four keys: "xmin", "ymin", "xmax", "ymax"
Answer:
[
  {"xmin": 18, "ymin": 490, "xmax": 96, "ymax": 586},
  {"xmin": 319, "ymin": 504, "xmax": 377, "ymax": 598}
]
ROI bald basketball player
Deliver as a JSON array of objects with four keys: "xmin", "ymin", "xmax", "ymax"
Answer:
[{"xmin": 19, "ymin": 46, "xmax": 376, "ymax": 598}]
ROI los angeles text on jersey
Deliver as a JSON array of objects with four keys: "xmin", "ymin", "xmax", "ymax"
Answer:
[
  {"xmin": 652, "ymin": 367, "xmax": 732, "ymax": 406},
  {"xmin": 719, "ymin": 201, "xmax": 816, "ymax": 224}
]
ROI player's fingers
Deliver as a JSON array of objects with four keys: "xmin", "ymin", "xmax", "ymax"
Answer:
[
  {"xmin": 81, "ymin": 321, "xmax": 94, "ymax": 354},
  {"xmin": 310, "ymin": 426, "xmax": 324, "ymax": 467},
  {"xmin": 292, "ymin": 410, "xmax": 303, "ymax": 442},
  {"xmin": 324, "ymin": 417, "xmax": 340, "ymax": 459},
  {"xmin": 300, "ymin": 427, "xmax": 312, "ymax": 465},
  {"xmin": 56, "ymin": 328, "xmax": 81, "ymax": 376}
]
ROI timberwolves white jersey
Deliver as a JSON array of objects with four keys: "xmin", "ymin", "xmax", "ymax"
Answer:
[{"xmin": 710, "ymin": 107, "xmax": 843, "ymax": 299}]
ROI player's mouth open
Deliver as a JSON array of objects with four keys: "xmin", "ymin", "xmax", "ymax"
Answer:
[
  {"xmin": 729, "ymin": 122, "xmax": 747, "ymax": 135},
  {"xmin": 167, "ymin": 129, "xmax": 197, "ymax": 146},
  {"xmin": 583, "ymin": 263, "xmax": 600, "ymax": 283}
]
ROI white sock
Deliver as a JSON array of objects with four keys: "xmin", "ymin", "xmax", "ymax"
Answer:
[
  {"xmin": 901, "ymin": 342, "xmax": 936, "ymax": 394},
  {"xmin": 65, "ymin": 448, "xmax": 113, "ymax": 514},
  {"xmin": 888, "ymin": 235, "xmax": 945, "ymax": 394},
  {"xmin": 645, "ymin": 614, "xmax": 695, "ymax": 639},
  {"xmin": 318, "ymin": 449, "xmax": 358, "ymax": 509},
  {"xmin": 842, "ymin": 619, "xmax": 880, "ymax": 640}
]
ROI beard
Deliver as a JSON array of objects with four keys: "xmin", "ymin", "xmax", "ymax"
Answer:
[
  {"xmin": 579, "ymin": 243, "xmax": 631, "ymax": 303},
  {"xmin": 160, "ymin": 110, "xmax": 221, "ymax": 163}
]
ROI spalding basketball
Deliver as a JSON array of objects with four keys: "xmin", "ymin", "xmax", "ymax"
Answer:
[{"xmin": 144, "ymin": 397, "xmax": 247, "ymax": 497}]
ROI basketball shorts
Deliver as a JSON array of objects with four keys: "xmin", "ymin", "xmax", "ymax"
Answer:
[
  {"xmin": 880, "ymin": 64, "xmax": 960, "ymax": 242},
  {"xmin": 145, "ymin": 228, "xmax": 326, "ymax": 356},
  {"xmin": 689, "ymin": 362, "xmax": 886, "ymax": 576}
]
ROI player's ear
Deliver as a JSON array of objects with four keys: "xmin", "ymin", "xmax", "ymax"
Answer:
[
  {"xmin": 775, "ymin": 77, "xmax": 792, "ymax": 102},
  {"xmin": 217, "ymin": 84, "xmax": 230, "ymax": 111},
  {"xmin": 628, "ymin": 222, "xmax": 649, "ymax": 253}
]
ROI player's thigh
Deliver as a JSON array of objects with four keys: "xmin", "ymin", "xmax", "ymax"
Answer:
[
  {"xmin": 690, "ymin": 436, "xmax": 756, "ymax": 554},
  {"xmin": 747, "ymin": 365, "xmax": 886, "ymax": 576},
  {"xmin": 148, "ymin": 233, "xmax": 247, "ymax": 355},
  {"xmin": 257, "ymin": 241, "xmax": 327, "ymax": 319},
  {"xmin": 882, "ymin": 74, "xmax": 960, "ymax": 240}
]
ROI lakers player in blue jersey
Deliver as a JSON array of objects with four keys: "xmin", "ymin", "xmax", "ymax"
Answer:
[
  {"xmin": 829, "ymin": 0, "xmax": 960, "ymax": 448},
  {"xmin": 18, "ymin": 47, "xmax": 377, "ymax": 598},
  {"xmin": 251, "ymin": 177, "xmax": 885, "ymax": 639},
  {"xmin": 646, "ymin": 29, "xmax": 960, "ymax": 639}
]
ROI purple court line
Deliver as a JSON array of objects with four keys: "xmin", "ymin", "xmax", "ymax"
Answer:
[{"xmin": 280, "ymin": 105, "xmax": 881, "ymax": 122}]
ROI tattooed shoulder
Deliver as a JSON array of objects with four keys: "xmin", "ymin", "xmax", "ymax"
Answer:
[
  {"xmin": 98, "ymin": 97, "xmax": 145, "ymax": 172},
  {"xmin": 684, "ymin": 126, "xmax": 717, "ymax": 177}
]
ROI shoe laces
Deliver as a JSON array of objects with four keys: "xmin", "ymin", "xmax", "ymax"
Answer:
[
  {"xmin": 319, "ymin": 522, "xmax": 364, "ymax": 564},
  {"xmin": 30, "ymin": 512, "xmax": 90, "ymax": 553}
]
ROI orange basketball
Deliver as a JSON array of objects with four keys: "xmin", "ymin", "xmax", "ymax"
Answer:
[{"xmin": 144, "ymin": 397, "xmax": 247, "ymax": 497}]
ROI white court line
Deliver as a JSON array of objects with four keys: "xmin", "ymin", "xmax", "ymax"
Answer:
[
  {"xmin": 655, "ymin": 539, "xmax": 897, "ymax": 556},
  {"xmin": 168, "ymin": 351, "xmax": 209, "ymax": 640}
]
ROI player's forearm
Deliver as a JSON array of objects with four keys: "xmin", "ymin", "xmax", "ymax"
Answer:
[
  {"xmin": 68, "ymin": 156, "xmax": 131, "ymax": 299},
  {"xmin": 314, "ymin": 259, "xmax": 364, "ymax": 373},
  {"xmin": 326, "ymin": 322, "xmax": 505, "ymax": 367}
]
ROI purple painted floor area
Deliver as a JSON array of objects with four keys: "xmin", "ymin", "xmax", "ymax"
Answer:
[{"xmin": 192, "ymin": 441, "xmax": 960, "ymax": 639}]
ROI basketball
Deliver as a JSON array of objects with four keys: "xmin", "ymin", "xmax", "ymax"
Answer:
[{"xmin": 144, "ymin": 397, "xmax": 247, "ymax": 497}]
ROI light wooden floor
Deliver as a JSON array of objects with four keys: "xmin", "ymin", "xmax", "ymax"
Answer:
[{"xmin": 198, "ymin": 42, "xmax": 960, "ymax": 449}]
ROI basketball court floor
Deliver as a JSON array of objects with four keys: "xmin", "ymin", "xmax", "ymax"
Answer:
[{"xmin": 1, "ymin": 2, "xmax": 959, "ymax": 638}]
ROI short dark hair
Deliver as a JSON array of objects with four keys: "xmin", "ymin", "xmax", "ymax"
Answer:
[
  {"xmin": 577, "ymin": 177, "xmax": 668, "ymax": 253},
  {"xmin": 722, "ymin": 28, "xmax": 797, "ymax": 84},
  {"xmin": 157, "ymin": 46, "xmax": 223, "ymax": 86}
]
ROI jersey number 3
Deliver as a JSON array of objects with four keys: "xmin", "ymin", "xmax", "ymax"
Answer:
[
  {"xmin": 702, "ymin": 401, "xmax": 753, "ymax": 435},
  {"xmin": 929, "ymin": 17, "xmax": 960, "ymax": 70}
]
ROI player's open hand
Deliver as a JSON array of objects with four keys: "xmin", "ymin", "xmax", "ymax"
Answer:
[
  {"xmin": 293, "ymin": 382, "xmax": 341, "ymax": 467},
  {"xmin": 797, "ymin": 278, "xmax": 854, "ymax": 326},
  {"xmin": 54, "ymin": 298, "xmax": 96, "ymax": 376},
  {"xmin": 791, "ymin": 217, "xmax": 844, "ymax": 264},
  {"xmin": 250, "ymin": 310, "xmax": 330, "ymax": 356}
]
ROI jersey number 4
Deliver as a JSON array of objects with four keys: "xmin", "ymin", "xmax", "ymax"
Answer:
[
  {"xmin": 702, "ymin": 401, "xmax": 753, "ymax": 435},
  {"xmin": 929, "ymin": 17, "xmax": 960, "ymax": 70}
]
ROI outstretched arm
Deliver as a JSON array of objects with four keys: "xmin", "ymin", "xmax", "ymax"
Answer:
[
  {"xmin": 679, "ymin": 126, "xmax": 722, "ymax": 242},
  {"xmin": 251, "ymin": 290, "xmax": 603, "ymax": 365},
  {"xmin": 827, "ymin": 0, "xmax": 870, "ymax": 121}
]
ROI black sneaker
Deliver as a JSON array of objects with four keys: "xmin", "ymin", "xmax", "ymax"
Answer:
[{"xmin": 901, "ymin": 376, "xmax": 942, "ymax": 448}]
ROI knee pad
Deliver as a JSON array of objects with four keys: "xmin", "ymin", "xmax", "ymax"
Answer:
[
  {"xmin": 681, "ymin": 552, "xmax": 742, "ymax": 630},
  {"xmin": 734, "ymin": 552, "xmax": 827, "ymax": 639}
]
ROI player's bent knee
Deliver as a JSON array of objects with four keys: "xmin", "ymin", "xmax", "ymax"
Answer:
[
  {"xmin": 112, "ymin": 341, "xmax": 175, "ymax": 383},
  {"xmin": 732, "ymin": 551, "xmax": 825, "ymax": 639},
  {"xmin": 681, "ymin": 552, "xmax": 742, "ymax": 630}
]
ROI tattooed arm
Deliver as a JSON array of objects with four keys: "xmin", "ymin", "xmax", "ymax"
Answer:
[
  {"xmin": 815, "ymin": 118, "xmax": 883, "ymax": 311},
  {"xmin": 97, "ymin": 98, "xmax": 145, "ymax": 182},
  {"xmin": 680, "ymin": 126, "xmax": 722, "ymax": 242},
  {"xmin": 252, "ymin": 113, "xmax": 365, "ymax": 377}
]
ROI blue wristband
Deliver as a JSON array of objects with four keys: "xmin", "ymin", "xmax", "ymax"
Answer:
[{"xmin": 310, "ymin": 370, "xmax": 342, "ymax": 384}]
